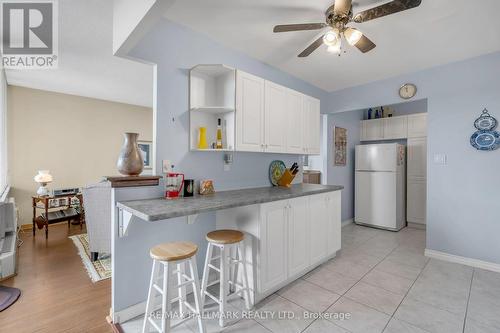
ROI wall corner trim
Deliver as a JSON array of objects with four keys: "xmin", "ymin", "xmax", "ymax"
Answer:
[
  {"xmin": 425, "ymin": 249, "xmax": 500, "ymax": 273},
  {"xmin": 342, "ymin": 219, "xmax": 353, "ymax": 228}
]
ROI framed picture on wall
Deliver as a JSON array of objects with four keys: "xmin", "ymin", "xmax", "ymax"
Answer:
[
  {"xmin": 334, "ymin": 127, "xmax": 347, "ymax": 166},
  {"xmin": 138, "ymin": 141, "xmax": 153, "ymax": 169}
]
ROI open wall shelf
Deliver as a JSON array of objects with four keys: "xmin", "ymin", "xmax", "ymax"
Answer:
[{"xmin": 189, "ymin": 65, "xmax": 236, "ymax": 151}]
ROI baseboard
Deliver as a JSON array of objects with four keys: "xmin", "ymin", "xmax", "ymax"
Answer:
[
  {"xmin": 408, "ymin": 222, "xmax": 426, "ymax": 230},
  {"xmin": 342, "ymin": 219, "xmax": 353, "ymax": 227},
  {"xmin": 106, "ymin": 315, "xmax": 124, "ymax": 333},
  {"xmin": 20, "ymin": 224, "xmax": 33, "ymax": 231},
  {"xmin": 425, "ymin": 249, "xmax": 500, "ymax": 273}
]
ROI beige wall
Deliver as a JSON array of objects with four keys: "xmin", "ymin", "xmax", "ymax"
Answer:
[{"xmin": 7, "ymin": 86, "xmax": 153, "ymax": 225}]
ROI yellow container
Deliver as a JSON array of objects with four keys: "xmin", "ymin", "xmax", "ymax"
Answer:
[
  {"xmin": 277, "ymin": 169, "xmax": 296, "ymax": 188},
  {"xmin": 198, "ymin": 127, "xmax": 208, "ymax": 149}
]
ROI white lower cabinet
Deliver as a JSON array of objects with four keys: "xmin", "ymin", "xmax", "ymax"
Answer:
[
  {"xmin": 407, "ymin": 180, "xmax": 426, "ymax": 224},
  {"xmin": 309, "ymin": 194, "xmax": 329, "ymax": 264},
  {"xmin": 326, "ymin": 191, "xmax": 342, "ymax": 256},
  {"xmin": 216, "ymin": 192, "xmax": 342, "ymax": 301},
  {"xmin": 287, "ymin": 197, "xmax": 310, "ymax": 278},
  {"xmin": 259, "ymin": 200, "xmax": 288, "ymax": 293}
]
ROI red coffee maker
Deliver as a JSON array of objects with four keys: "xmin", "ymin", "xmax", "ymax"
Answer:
[{"xmin": 165, "ymin": 172, "xmax": 184, "ymax": 199}]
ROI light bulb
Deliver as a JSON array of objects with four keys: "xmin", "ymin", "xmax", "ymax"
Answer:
[
  {"xmin": 323, "ymin": 28, "xmax": 339, "ymax": 46},
  {"xmin": 344, "ymin": 28, "xmax": 363, "ymax": 46},
  {"xmin": 327, "ymin": 40, "xmax": 341, "ymax": 54}
]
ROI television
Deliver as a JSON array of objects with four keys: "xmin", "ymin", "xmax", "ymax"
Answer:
[{"xmin": 0, "ymin": 199, "xmax": 16, "ymax": 240}]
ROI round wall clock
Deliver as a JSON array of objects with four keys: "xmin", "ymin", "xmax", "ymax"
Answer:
[{"xmin": 399, "ymin": 83, "xmax": 417, "ymax": 100}]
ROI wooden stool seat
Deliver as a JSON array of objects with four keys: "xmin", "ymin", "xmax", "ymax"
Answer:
[
  {"xmin": 206, "ymin": 230, "xmax": 244, "ymax": 245},
  {"xmin": 150, "ymin": 242, "xmax": 198, "ymax": 262}
]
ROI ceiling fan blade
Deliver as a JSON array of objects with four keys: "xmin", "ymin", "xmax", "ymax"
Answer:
[
  {"xmin": 353, "ymin": 0, "xmax": 422, "ymax": 23},
  {"xmin": 334, "ymin": 0, "xmax": 353, "ymax": 16},
  {"xmin": 298, "ymin": 35, "xmax": 325, "ymax": 57},
  {"xmin": 354, "ymin": 34, "xmax": 376, "ymax": 53},
  {"xmin": 273, "ymin": 23, "xmax": 327, "ymax": 33}
]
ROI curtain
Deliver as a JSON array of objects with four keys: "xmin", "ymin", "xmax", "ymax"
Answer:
[{"xmin": 0, "ymin": 69, "xmax": 7, "ymax": 195}]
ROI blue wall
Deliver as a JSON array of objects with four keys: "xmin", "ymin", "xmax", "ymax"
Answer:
[
  {"xmin": 326, "ymin": 52, "xmax": 500, "ymax": 265},
  {"xmin": 113, "ymin": 19, "xmax": 329, "ymax": 312}
]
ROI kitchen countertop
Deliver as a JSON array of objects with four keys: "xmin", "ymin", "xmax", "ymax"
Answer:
[{"xmin": 117, "ymin": 184, "xmax": 343, "ymax": 222}]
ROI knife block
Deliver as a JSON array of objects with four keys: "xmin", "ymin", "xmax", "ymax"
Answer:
[{"xmin": 277, "ymin": 169, "xmax": 296, "ymax": 188}]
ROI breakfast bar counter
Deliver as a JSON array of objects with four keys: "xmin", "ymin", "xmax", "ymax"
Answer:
[
  {"xmin": 117, "ymin": 183, "xmax": 343, "ymax": 221},
  {"xmin": 110, "ymin": 182, "xmax": 343, "ymax": 325}
]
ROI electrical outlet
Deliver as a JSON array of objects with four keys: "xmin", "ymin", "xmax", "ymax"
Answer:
[{"xmin": 162, "ymin": 160, "xmax": 173, "ymax": 173}]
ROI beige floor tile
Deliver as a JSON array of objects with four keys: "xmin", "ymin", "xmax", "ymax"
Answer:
[
  {"xmin": 325, "ymin": 297, "xmax": 390, "ymax": 333},
  {"xmin": 386, "ymin": 248, "xmax": 429, "ymax": 269},
  {"xmin": 303, "ymin": 319, "xmax": 349, "ymax": 333},
  {"xmin": 221, "ymin": 319, "xmax": 271, "ymax": 333},
  {"xmin": 383, "ymin": 318, "xmax": 430, "ymax": 333},
  {"xmin": 278, "ymin": 279, "xmax": 340, "ymax": 313},
  {"xmin": 464, "ymin": 317, "xmax": 500, "ymax": 333},
  {"xmin": 345, "ymin": 282, "xmax": 405, "ymax": 315},
  {"xmin": 323, "ymin": 257, "xmax": 373, "ymax": 280},
  {"xmin": 254, "ymin": 295, "xmax": 314, "ymax": 333},
  {"xmin": 362, "ymin": 269, "xmax": 415, "ymax": 295},
  {"xmin": 376, "ymin": 259, "xmax": 423, "ymax": 280},
  {"xmin": 394, "ymin": 297, "xmax": 464, "ymax": 333},
  {"xmin": 304, "ymin": 266, "xmax": 359, "ymax": 295}
]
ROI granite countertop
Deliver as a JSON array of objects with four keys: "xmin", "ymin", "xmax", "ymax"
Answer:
[{"xmin": 117, "ymin": 184, "xmax": 344, "ymax": 222}]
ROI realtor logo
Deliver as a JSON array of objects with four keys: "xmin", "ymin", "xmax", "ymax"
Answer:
[{"xmin": 1, "ymin": 0, "xmax": 58, "ymax": 69}]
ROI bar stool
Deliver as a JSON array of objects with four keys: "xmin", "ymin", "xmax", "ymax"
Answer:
[
  {"xmin": 200, "ymin": 230, "xmax": 251, "ymax": 327},
  {"xmin": 142, "ymin": 241, "xmax": 205, "ymax": 333}
]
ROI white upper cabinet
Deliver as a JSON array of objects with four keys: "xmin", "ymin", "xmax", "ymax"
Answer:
[
  {"xmin": 303, "ymin": 96, "xmax": 321, "ymax": 155},
  {"xmin": 264, "ymin": 81, "xmax": 286, "ymax": 153},
  {"xmin": 361, "ymin": 114, "xmax": 427, "ymax": 141},
  {"xmin": 195, "ymin": 66, "xmax": 320, "ymax": 154},
  {"xmin": 407, "ymin": 113, "xmax": 427, "ymax": 138},
  {"xmin": 236, "ymin": 70, "xmax": 265, "ymax": 152},
  {"xmin": 361, "ymin": 119, "xmax": 384, "ymax": 141},
  {"xmin": 285, "ymin": 89, "xmax": 304, "ymax": 154},
  {"xmin": 384, "ymin": 116, "xmax": 408, "ymax": 140}
]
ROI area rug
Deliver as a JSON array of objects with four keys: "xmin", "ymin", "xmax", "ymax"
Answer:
[
  {"xmin": 69, "ymin": 233, "xmax": 111, "ymax": 282},
  {"xmin": 0, "ymin": 286, "xmax": 21, "ymax": 311}
]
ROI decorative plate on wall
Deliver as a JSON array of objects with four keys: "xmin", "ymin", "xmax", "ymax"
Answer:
[
  {"xmin": 269, "ymin": 160, "xmax": 286, "ymax": 186},
  {"xmin": 470, "ymin": 130, "xmax": 500, "ymax": 151},
  {"xmin": 474, "ymin": 109, "xmax": 498, "ymax": 131},
  {"xmin": 470, "ymin": 108, "xmax": 500, "ymax": 151}
]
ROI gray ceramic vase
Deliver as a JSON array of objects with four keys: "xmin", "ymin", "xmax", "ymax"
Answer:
[{"xmin": 117, "ymin": 132, "xmax": 144, "ymax": 176}]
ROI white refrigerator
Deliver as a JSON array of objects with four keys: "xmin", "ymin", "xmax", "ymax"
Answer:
[{"xmin": 355, "ymin": 143, "xmax": 406, "ymax": 231}]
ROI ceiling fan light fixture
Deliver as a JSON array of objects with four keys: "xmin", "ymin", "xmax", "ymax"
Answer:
[
  {"xmin": 327, "ymin": 39, "xmax": 341, "ymax": 54},
  {"xmin": 344, "ymin": 28, "xmax": 363, "ymax": 46},
  {"xmin": 323, "ymin": 28, "xmax": 340, "ymax": 46}
]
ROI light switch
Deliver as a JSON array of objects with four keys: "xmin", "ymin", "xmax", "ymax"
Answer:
[{"xmin": 433, "ymin": 154, "xmax": 447, "ymax": 165}]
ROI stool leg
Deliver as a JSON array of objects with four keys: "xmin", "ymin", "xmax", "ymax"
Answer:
[
  {"xmin": 200, "ymin": 242, "xmax": 213, "ymax": 311},
  {"xmin": 142, "ymin": 260, "xmax": 159, "ymax": 333},
  {"xmin": 219, "ymin": 245, "xmax": 229, "ymax": 327},
  {"xmin": 229, "ymin": 245, "xmax": 237, "ymax": 294},
  {"xmin": 238, "ymin": 241, "xmax": 252, "ymax": 310},
  {"xmin": 189, "ymin": 256, "xmax": 206, "ymax": 333},
  {"xmin": 161, "ymin": 262, "xmax": 172, "ymax": 333},
  {"xmin": 177, "ymin": 262, "xmax": 186, "ymax": 318}
]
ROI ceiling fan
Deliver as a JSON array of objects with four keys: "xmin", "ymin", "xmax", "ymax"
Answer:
[{"xmin": 273, "ymin": 0, "xmax": 422, "ymax": 57}]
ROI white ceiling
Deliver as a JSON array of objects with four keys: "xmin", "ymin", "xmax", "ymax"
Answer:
[
  {"xmin": 164, "ymin": 0, "xmax": 500, "ymax": 92},
  {"xmin": 5, "ymin": 0, "xmax": 153, "ymax": 107}
]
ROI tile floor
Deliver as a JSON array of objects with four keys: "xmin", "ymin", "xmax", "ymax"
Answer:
[{"xmin": 121, "ymin": 224, "xmax": 500, "ymax": 333}]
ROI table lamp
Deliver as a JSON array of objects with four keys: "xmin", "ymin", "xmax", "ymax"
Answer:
[{"xmin": 34, "ymin": 170, "xmax": 53, "ymax": 196}]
